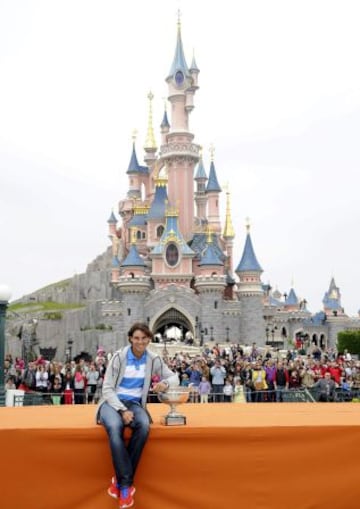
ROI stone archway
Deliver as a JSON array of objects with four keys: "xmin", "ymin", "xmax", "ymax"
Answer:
[{"xmin": 152, "ymin": 307, "xmax": 193, "ymax": 341}]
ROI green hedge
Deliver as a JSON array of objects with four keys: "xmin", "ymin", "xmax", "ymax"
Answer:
[{"xmin": 337, "ymin": 330, "xmax": 360, "ymax": 355}]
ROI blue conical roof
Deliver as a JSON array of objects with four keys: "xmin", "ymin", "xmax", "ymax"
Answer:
[
  {"xmin": 206, "ymin": 161, "xmax": 221, "ymax": 192},
  {"xmin": 199, "ymin": 240, "xmax": 223, "ymax": 267},
  {"xmin": 322, "ymin": 277, "xmax": 342, "ymax": 310},
  {"xmin": 236, "ymin": 233, "xmax": 262, "ymax": 272},
  {"xmin": 151, "ymin": 211, "xmax": 194, "ymax": 256},
  {"xmin": 160, "ymin": 110, "xmax": 170, "ymax": 129},
  {"xmin": 194, "ymin": 158, "xmax": 207, "ymax": 180},
  {"xmin": 126, "ymin": 143, "xmax": 142, "ymax": 174},
  {"xmin": 148, "ymin": 184, "xmax": 168, "ymax": 219},
  {"xmin": 107, "ymin": 211, "xmax": 117, "ymax": 224},
  {"xmin": 121, "ymin": 245, "xmax": 146, "ymax": 268},
  {"xmin": 167, "ymin": 23, "xmax": 190, "ymax": 80},
  {"xmin": 285, "ymin": 288, "xmax": 298, "ymax": 305},
  {"xmin": 189, "ymin": 53, "xmax": 200, "ymax": 72}
]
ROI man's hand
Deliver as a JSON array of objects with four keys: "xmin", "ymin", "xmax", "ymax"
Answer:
[
  {"xmin": 152, "ymin": 381, "xmax": 169, "ymax": 393},
  {"xmin": 120, "ymin": 409, "xmax": 134, "ymax": 425}
]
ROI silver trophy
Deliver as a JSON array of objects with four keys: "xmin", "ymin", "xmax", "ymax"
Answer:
[{"xmin": 158, "ymin": 387, "xmax": 190, "ymax": 425}]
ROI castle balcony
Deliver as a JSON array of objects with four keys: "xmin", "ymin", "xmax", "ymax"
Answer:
[
  {"xmin": 159, "ymin": 142, "xmax": 199, "ymax": 162},
  {"xmin": 115, "ymin": 276, "xmax": 151, "ymax": 294},
  {"xmin": 194, "ymin": 275, "xmax": 226, "ymax": 292}
]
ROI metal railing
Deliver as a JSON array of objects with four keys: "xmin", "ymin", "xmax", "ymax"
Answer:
[{"xmin": 10, "ymin": 388, "xmax": 360, "ymax": 406}]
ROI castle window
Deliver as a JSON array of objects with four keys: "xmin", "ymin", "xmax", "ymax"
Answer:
[
  {"xmin": 157, "ymin": 225, "xmax": 164, "ymax": 238},
  {"xmin": 142, "ymin": 232, "xmax": 146, "ymax": 239},
  {"xmin": 127, "ymin": 308, "xmax": 131, "ymax": 316},
  {"xmin": 165, "ymin": 243, "xmax": 179, "ymax": 267},
  {"xmin": 214, "ymin": 301, "xmax": 218, "ymax": 309},
  {"xmin": 137, "ymin": 230, "xmax": 141, "ymax": 239}
]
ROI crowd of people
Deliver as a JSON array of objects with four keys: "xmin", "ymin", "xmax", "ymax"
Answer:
[{"xmin": 4, "ymin": 341, "xmax": 360, "ymax": 405}]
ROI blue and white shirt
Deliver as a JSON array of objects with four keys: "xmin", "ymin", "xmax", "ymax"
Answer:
[{"xmin": 117, "ymin": 349, "xmax": 147, "ymax": 403}]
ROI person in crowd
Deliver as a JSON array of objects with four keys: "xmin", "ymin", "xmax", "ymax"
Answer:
[
  {"xmin": 35, "ymin": 364, "xmax": 49, "ymax": 393},
  {"xmin": 185, "ymin": 361, "xmax": 202, "ymax": 402},
  {"xmin": 264, "ymin": 359, "xmax": 276, "ymax": 402},
  {"xmin": 233, "ymin": 379, "xmax": 246, "ymax": 403},
  {"xmin": 223, "ymin": 378, "xmax": 234, "ymax": 402},
  {"xmin": 251, "ymin": 360, "xmax": 267, "ymax": 402},
  {"xmin": 86, "ymin": 362, "xmax": 100, "ymax": 403},
  {"xmin": 96, "ymin": 322, "xmax": 179, "ymax": 509},
  {"xmin": 313, "ymin": 372, "xmax": 336, "ymax": 402},
  {"xmin": 73, "ymin": 364, "xmax": 86, "ymax": 404},
  {"xmin": 274, "ymin": 361, "xmax": 289, "ymax": 402},
  {"xmin": 210, "ymin": 358, "xmax": 227, "ymax": 402},
  {"xmin": 198, "ymin": 375, "xmax": 212, "ymax": 403}
]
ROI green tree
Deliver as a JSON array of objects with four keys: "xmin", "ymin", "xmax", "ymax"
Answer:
[{"xmin": 337, "ymin": 330, "xmax": 360, "ymax": 356}]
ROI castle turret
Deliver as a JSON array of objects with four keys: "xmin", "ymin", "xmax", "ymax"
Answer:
[
  {"xmin": 222, "ymin": 187, "xmax": 235, "ymax": 275},
  {"xmin": 150, "ymin": 204, "xmax": 195, "ymax": 288},
  {"xmin": 194, "ymin": 149, "xmax": 208, "ymax": 221},
  {"xmin": 115, "ymin": 228, "xmax": 151, "ymax": 329},
  {"xmin": 161, "ymin": 17, "xmax": 200, "ymax": 240},
  {"xmin": 206, "ymin": 146, "xmax": 222, "ymax": 234},
  {"xmin": 235, "ymin": 221, "xmax": 265, "ymax": 345},
  {"xmin": 146, "ymin": 174, "xmax": 168, "ymax": 247},
  {"xmin": 107, "ymin": 210, "xmax": 118, "ymax": 237},
  {"xmin": 160, "ymin": 104, "xmax": 170, "ymax": 145},
  {"xmin": 323, "ymin": 277, "xmax": 345, "ymax": 316}
]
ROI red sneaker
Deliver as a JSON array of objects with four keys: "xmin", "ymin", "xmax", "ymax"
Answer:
[
  {"xmin": 108, "ymin": 477, "xmax": 135, "ymax": 501},
  {"xmin": 108, "ymin": 477, "xmax": 120, "ymax": 499},
  {"xmin": 119, "ymin": 486, "xmax": 135, "ymax": 508}
]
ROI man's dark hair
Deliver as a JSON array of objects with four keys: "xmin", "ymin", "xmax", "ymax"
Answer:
[{"xmin": 127, "ymin": 322, "xmax": 153, "ymax": 342}]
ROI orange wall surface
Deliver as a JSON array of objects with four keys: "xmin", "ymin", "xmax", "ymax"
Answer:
[{"xmin": 1, "ymin": 403, "xmax": 360, "ymax": 509}]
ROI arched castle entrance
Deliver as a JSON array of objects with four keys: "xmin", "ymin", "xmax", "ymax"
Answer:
[{"xmin": 152, "ymin": 307, "xmax": 193, "ymax": 341}]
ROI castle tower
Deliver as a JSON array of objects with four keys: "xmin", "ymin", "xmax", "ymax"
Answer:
[
  {"xmin": 222, "ymin": 187, "xmax": 235, "ymax": 275},
  {"xmin": 150, "ymin": 205, "xmax": 195, "ymax": 288},
  {"xmin": 195, "ymin": 229, "xmax": 226, "ymax": 343},
  {"xmin": 161, "ymin": 17, "xmax": 200, "ymax": 240},
  {"xmin": 206, "ymin": 146, "xmax": 222, "ymax": 234},
  {"xmin": 146, "ymin": 174, "xmax": 168, "ymax": 247},
  {"xmin": 194, "ymin": 149, "xmax": 208, "ymax": 222},
  {"xmin": 323, "ymin": 277, "xmax": 344, "ymax": 316},
  {"xmin": 115, "ymin": 228, "xmax": 151, "ymax": 330},
  {"xmin": 235, "ymin": 221, "xmax": 265, "ymax": 345}
]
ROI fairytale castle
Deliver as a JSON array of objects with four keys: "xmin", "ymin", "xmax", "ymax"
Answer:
[
  {"xmin": 103, "ymin": 19, "xmax": 358, "ymax": 350},
  {"xmin": 7, "ymin": 18, "xmax": 359, "ymax": 361}
]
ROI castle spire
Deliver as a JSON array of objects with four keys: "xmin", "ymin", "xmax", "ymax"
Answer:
[
  {"xmin": 223, "ymin": 186, "xmax": 235, "ymax": 239},
  {"xmin": 235, "ymin": 220, "xmax": 262, "ymax": 273},
  {"xmin": 144, "ymin": 91, "xmax": 157, "ymax": 150},
  {"xmin": 167, "ymin": 11, "xmax": 189, "ymax": 81}
]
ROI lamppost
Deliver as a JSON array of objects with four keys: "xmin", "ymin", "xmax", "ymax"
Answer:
[
  {"xmin": 225, "ymin": 326, "xmax": 230, "ymax": 342},
  {"xmin": 200, "ymin": 328, "xmax": 205, "ymax": 347},
  {"xmin": 210, "ymin": 325, "xmax": 214, "ymax": 342},
  {"xmin": 67, "ymin": 337, "xmax": 73, "ymax": 362},
  {"xmin": 0, "ymin": 285, "xmax": 12, "ymax": 406}
]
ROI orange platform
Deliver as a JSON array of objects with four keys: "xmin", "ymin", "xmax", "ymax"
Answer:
[{"xmin": 1, "ymin": 403, "xmax": 360, "ymax": 509}]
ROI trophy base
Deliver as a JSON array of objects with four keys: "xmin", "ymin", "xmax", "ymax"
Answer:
[{"xmin": 161, "ymin": 414, "xmax": 187, "ymax": 426}]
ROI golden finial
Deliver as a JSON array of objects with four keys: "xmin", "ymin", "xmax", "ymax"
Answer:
[
  {"xmin": 209, "ymin": 143, "xmax": 215, "ymax": 162},
  {"xmin": 132, "ymin": 129, "xmax": 138, "ymax": 143},
  {"xmin": 245, "ymin": 217, "xmax": 251, "ymax": 233},
  {"xmin": 144, "ymin": 91, "xmax": 157, "ymax": 150},
  {"xmin": 206, "ymin": 224, "xmax": 213, "ymax": 243},
  {"xmin": 223, "ymin": 184, "xmax": 235, "ymax": 238}
]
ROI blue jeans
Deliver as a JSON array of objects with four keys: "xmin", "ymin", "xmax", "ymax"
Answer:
[{"xmin": 99, "ymin": 401, "xmax": 150, "ymax": 488}]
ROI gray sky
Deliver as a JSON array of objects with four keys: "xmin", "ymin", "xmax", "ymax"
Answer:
[{"xmin": 1, "ymin": 0, "xmax": 359, "ymax": 315}]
